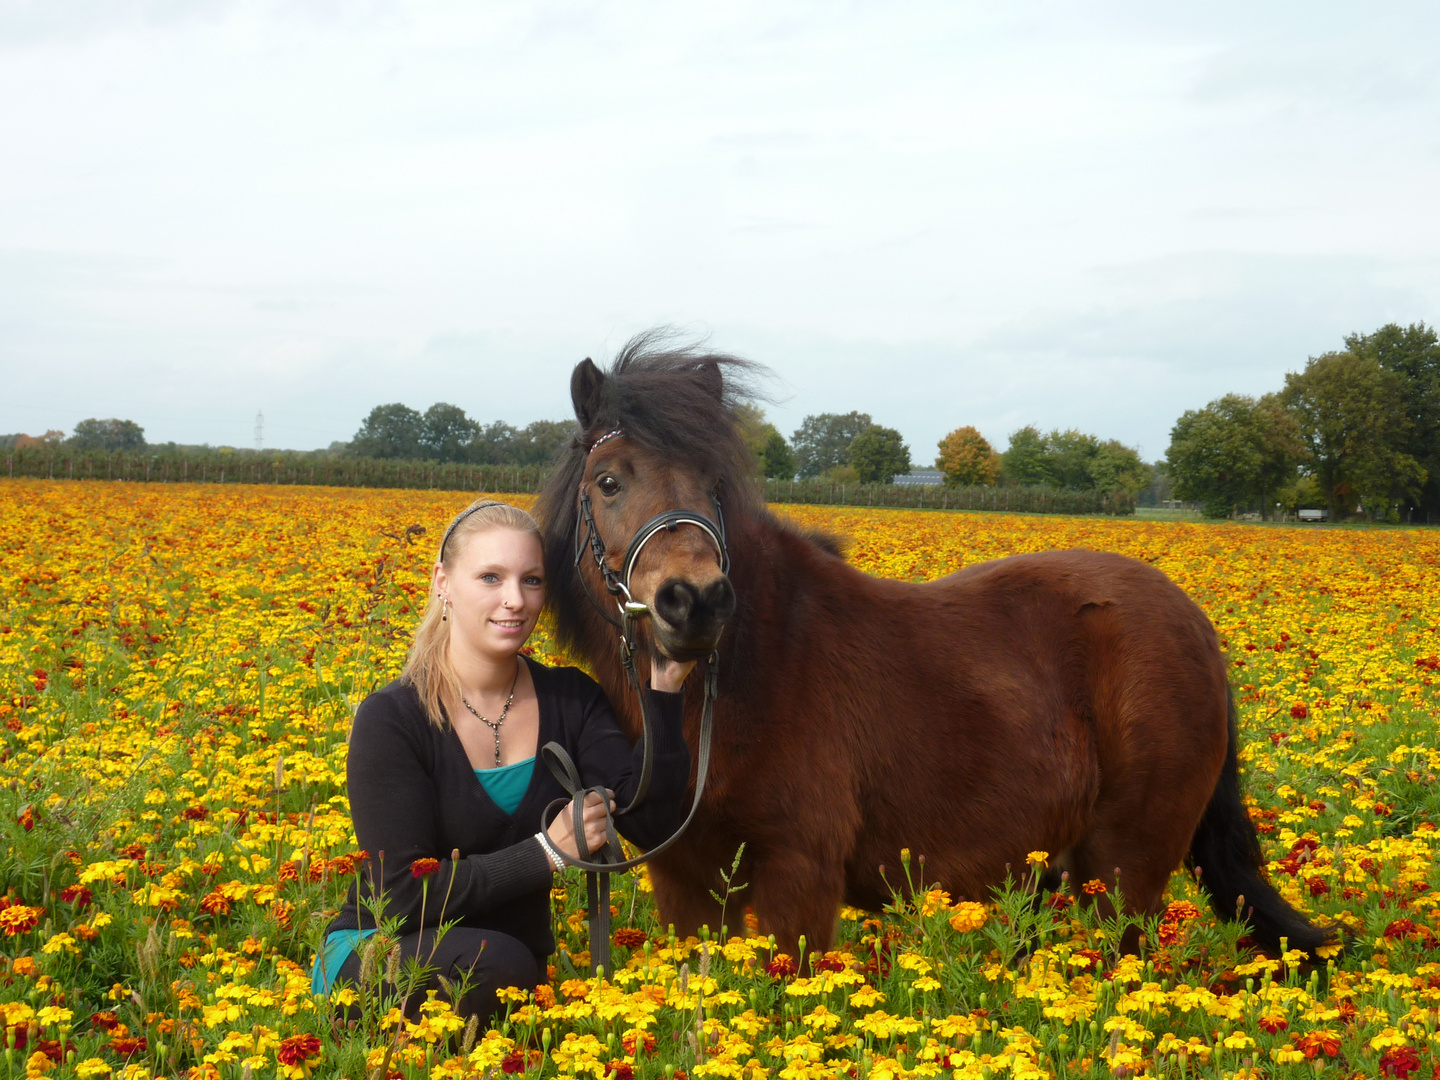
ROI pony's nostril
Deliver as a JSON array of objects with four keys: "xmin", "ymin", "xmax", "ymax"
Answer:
[
  {"xmin": 653, "ymin": 580, "xmax": 697, "ymax": 626},
  {"xmin": 702, "ymin": 578, "xmax": 736, "ymax": 621}
]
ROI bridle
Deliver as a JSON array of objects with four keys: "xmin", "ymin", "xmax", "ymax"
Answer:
[{"xmin": 540, "ymin": 427, "xmax": 729, "ymax": 975}]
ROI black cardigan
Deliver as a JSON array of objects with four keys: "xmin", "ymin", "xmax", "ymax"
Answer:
[{"xmin": 327, "ymin": 655, "xmax": 690, "ymax": 958}]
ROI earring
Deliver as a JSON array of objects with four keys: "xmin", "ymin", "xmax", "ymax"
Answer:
[{"xmin": 441, "ymin": 597, "xmax": 450, "ymax": 622}]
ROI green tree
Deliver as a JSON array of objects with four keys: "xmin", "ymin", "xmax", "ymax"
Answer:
[
  {"xmin": 469, "ymin": 421, "xmax": 520, "ymax": 464},
  {"xmin": 513, "ymin": 420, "xmax": 574, "ymax": 465},
  {"xmin": 419, "ymin": 403, "xmax": 480, "ymax": 463},
  {"xmin": 936, "ymin": 426, "xmax": 1000, "ymax": 486},
  {"xmin": 69, "ymin": 418, "xmax": 146, "ymax": 452},
  {"xmin": 849, "ymin": 425, "xmax": 911, "ymax": 484},
  {"xmin": 792, "ymin": 412, "xmax": 872, "ymax": 478},
  {"xmin": 1167, "ymin": 395, "xmax": 1269, "ymax": 518},
  {"xmin": 1000, "ymin": 426, "xmax": 1052, "ymax": 485},
  {"xmin": 1283, "ymin": 351, "xmax": 1425, "ymax": 521},
  {"xmin": 1090, "ymin": 439, "xmax": 1152, "ymax": 499},
  {"xmin": 350, "ymin": 404, "xmax": 423, "ymax": 459},
  {"xmin": 758, "ymin": 430, "xmax": 796, "ymax": 479},
  {"xmin": 1167, "ymin": 394, "xmax": 1306, "ymax": 518},
  {"xmin": 1346, "ymin": 322, "xmax": 1440, "ymax": 518}
]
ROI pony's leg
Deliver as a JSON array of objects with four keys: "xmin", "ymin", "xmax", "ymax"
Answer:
[
  {"xmin": 1068, "ymin": 826, "xmax": 1180, "ymax": 955},
  {"xmin": 647, "ymin": 859, "xmax": 725, "ymax": 939},
  {"xmin": 749, "ymin": 849, "xmax": 846, "ymax": 958}
]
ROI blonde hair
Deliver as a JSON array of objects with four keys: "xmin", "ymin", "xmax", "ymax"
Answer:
[{"xmin": 403, "ymin": 500, "xmax": 545, "ymax": 729}]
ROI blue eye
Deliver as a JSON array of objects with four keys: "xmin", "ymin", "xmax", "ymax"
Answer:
[
  {"xmin": 524, "ymin": 576, "xmax": 544, "ymax": 587},
  {"xmin": 480, "ymin": 573, "xmax": 500, "ymax": 583}
]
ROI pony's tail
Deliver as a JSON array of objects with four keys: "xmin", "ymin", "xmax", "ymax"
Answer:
[{"xmin": 1188, "ymin": 686, "xmax": 1336, "ymax": 957}]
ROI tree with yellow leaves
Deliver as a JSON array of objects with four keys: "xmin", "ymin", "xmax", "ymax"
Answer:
[{"xmin": 936, "ymin": 426, "xmax": 1000, "ymax": 486}]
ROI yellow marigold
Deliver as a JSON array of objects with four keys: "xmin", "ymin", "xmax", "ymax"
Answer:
[{"xmin": 948, "ymin": 902, "xmax": 988, "ymax": 933}]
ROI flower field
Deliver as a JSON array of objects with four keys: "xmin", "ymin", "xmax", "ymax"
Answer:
[{"xmin": 3, "ymin": 478, "xmax": 1440, "ymax": 1080}]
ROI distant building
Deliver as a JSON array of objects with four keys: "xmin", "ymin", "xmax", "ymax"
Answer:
[{"xmin": 892, "ymin": 469, "xmax": 944, "ymax": 487}]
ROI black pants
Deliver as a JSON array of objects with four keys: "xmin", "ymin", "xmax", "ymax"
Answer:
[{"xmin": 336, "ymin": 927, "xmax": 541, "ymax": 1023}]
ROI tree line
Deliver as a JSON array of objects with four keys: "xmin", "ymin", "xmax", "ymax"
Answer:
[
  {"xmin": 1164, "ymin": 323, "xmax": 1439, "ymax": 521},
  {"xmin": 16, "ymin": 321, "xmax": 1434, "ymax": 523}
]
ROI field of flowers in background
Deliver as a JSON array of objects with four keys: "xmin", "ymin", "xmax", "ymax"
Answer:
[{"xmin": 2, "ymin": 478, "xmax": 1439, "ymax": 1080}]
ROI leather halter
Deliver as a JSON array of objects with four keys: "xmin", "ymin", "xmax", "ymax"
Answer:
[{"xmin": 541, "ymin": 427, "xmax": 729, "ymax": 975}]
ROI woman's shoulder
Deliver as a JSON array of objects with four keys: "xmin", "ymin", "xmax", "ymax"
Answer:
[
  {"xmin": 353, "ymin": 678, "xmax": 431, "ymax": 733},
  {"xmin": 525, "ymin": 655, "xmax": 604, "ymax": 709}
]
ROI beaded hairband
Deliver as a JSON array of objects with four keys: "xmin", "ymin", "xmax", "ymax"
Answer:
[
  {"xmin": 588, "ymin": 428, "xmax": 625, "ymax": 453},
  {"xmin": 439, "ymin": 500, "xmax": 506, "ymax": 563}
]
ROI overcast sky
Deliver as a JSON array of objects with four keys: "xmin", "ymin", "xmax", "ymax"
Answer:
[{"xmin": 3, "ymin": 1, "xmax": 1438, "ymax": 462}]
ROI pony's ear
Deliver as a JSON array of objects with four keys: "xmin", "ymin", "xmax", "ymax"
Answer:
[
  {"xmin": 571, "ymin": 358, "xmax": 606, "ymax": 429},
  {"xmin": 697, "ymin": 359, "xmax": 724, "ymax": 402}
]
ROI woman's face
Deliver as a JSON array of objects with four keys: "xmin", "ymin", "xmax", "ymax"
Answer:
[{"xmin": 435, "ymin": 527, "xmax": 545, "ymax": 660}]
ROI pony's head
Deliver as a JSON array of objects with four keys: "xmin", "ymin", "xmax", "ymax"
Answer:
[{"xmin": 536, "ymin": 333, "xmax": 763, "ymax": 661}]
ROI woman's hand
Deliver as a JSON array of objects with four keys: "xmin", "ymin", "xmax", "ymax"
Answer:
[
  {"xmin": 651, "ymin": 655, "xmax": 695, "ymax": 693},
  {"xmin": 546, "ymin": 789, "xmax": 615, "ymax": 862}
]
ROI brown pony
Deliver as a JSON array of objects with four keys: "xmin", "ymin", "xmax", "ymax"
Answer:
[{"xmin": 535, "ymin": 334, "xmax": 1332, "ymax": 959}]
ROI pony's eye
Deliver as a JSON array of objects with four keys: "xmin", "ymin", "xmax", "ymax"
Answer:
[{"xmin": 597, "ymin": 475, "xmax": 620, "ymax": 497}]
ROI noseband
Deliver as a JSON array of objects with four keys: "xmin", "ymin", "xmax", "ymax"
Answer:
[{"xmin": 540, "ymin": 427, "xmax": 729, "ymax": 975}]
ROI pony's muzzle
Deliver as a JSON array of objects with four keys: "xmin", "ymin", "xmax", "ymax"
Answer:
[{"xmin": 651, "ymin": 576, "xmax": 736, "ymax": 655}]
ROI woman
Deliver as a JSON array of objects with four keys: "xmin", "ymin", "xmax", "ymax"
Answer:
[{"xmin": 311, "ymin": 500, "xmax": 694, "ymax": 1020}]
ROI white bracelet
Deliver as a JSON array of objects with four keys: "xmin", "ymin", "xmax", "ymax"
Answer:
[{"xmin": 536, "ymin": 831, "xmax": 566, "ymax": 872}]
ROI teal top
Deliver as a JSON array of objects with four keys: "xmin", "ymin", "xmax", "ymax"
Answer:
[
  {"xmin": 310, "ymin": 756, "xmax": 538, "ymax": 996},
  {"xmin": 474, "ymin": 756, "xmax": 536, "ymax": 817}
]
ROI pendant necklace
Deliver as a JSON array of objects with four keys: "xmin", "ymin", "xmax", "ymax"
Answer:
[{"xmin": 462, "ymin": 661, "xmax": 521, "ymax": 767}]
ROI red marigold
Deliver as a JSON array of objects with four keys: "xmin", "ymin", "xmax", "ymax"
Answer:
[
  {"xmin": 327, "ymin": 855, "xmax": 355, "ymax": 877},
  {"xmin": 1384, "ymin": 918, "xmax": 1421, "ymax": 940},
  {"xmin": 1290, "ymin": 703, "xmax": 1309, "ymax": 720},
  {"xmin": 90, "ymin": 1011, "xmax": 120, "ymax": 1032},
  {"xmin": 17, "ymin": 807, "xmax": 34, "ymax": 831},
  {"xmin": 199, "ymin": 891, "xmax": 231, "ymax": 916},
  {"xmin": 607, "ymin": 1063, "xmax": 634, "ymax": 1080},
  {"xmin": 1258, "ymin": 1014, "xmax": 1288, "ymax": 1034},
  {"xmin": 0, "ymin": 904, "xmax": 41, "ymax": 936},
  {"xmin": 410, "ymin": 858, "xmax": 441, "ymax": 879},
  {"xmin": 500, "ymin": 1052, "xmax": 526, "ymax": 1074},
  {"xmin": 276, "ymin": 1033, "xmax": 322, "ymax": 1067},
  {"xmin": 533, "ymin": 984, "xmax": 556, "ymax": 1009},
  {"xmin": 813, "ymin": 953, "xmax": 847, "ymax": 973},
  {"xmin": 59, "ymin": 885, "xmax": 92, "ymax": 907},
  {"xmin": 613, "ymin": 927, "xmax": 648, "ymax": 949},
  {"xmin": 623, "ymin": 1032, "xmax": 657, "ymax": 1056},
  {"xmin": 1163, "ymin": 900, "xmax": 1201, "ymax": 922},
  {"xmin": 765, "ymin": 954, "xmax": 798, "ymax": 979},
  {"xmin": 1308, "ymin": 878, "xmax": 1331, "ymax": 897},
  {"xmin": 1082, "ymin": 878, "xmax": 1108, "ymax": 895},
  {"xmin": 111, "ymin": 1036, "xmax": 148, "ymax": 1057},
  {"xmin": 118, "ymin": 843, "xmax": 147, "ymax": 860},
  {"xmin": 1378, "ymin": 1046, "xmax": 1421, "ymax": 1079},
  {"xmin": 277, "ymin": 861, "xmax": 299, "ymax": 884}
]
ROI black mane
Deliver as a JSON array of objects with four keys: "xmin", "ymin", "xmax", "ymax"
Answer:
[{"xmin": 535, "ymin": 331, "xmax": 766, "ymax": 653}]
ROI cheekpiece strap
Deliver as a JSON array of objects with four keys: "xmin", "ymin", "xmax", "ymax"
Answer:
[{"xmin": 588, "ymin": 428, "xmax": 624, "ymax": 453}]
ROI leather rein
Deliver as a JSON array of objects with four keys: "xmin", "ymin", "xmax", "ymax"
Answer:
[{"xmin": 538, "ymin": 428, "xmax": 727, "ymax": 974}]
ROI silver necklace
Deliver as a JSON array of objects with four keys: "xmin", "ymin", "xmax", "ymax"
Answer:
[{"xmin": 461, "ymin": 661, "xmax": 521, "ymax": 767}]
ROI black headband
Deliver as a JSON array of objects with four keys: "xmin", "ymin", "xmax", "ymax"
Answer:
[{"xmin": 439, "ymin": 501, "xmax": 507, "ymax": 563}]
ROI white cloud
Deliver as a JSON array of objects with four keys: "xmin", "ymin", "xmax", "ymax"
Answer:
[{"xmin": 2, "ymin": 0, "xmax": 1438, "ymax": 461}]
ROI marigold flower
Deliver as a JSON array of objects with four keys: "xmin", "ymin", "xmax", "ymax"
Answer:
[
  {"xmin": 765, "ymin": 954, "xmax": 798, "ymax": 978},
  {"xmin": 613, "ymin": 927, "xmax": 648, "ymax": 949},
  {"xmin": 947, "ymin": 902, "xmax": 987, "ymax": 933},
  {"xmin": 1378, "ymin": 1047, "xmax": 1422, "ymax": 1079},
  {"xmin": 1025, "ymin": 850, "xmax": 1048, "ymax": 868},
  {"xmin": 275, "ymin": 1033, "xmax": 322, "ymax": 1067},
  {"xmin": 1082, "ymin": 878, "xmax": 1108, "ymax": 895},
  {"xmin": 0, "ymin": 905, "xmax": 42, "ymax": 936},
  {"xmin": 410, "ymin": 858, "xmax": 441, "ymax": 879}
]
